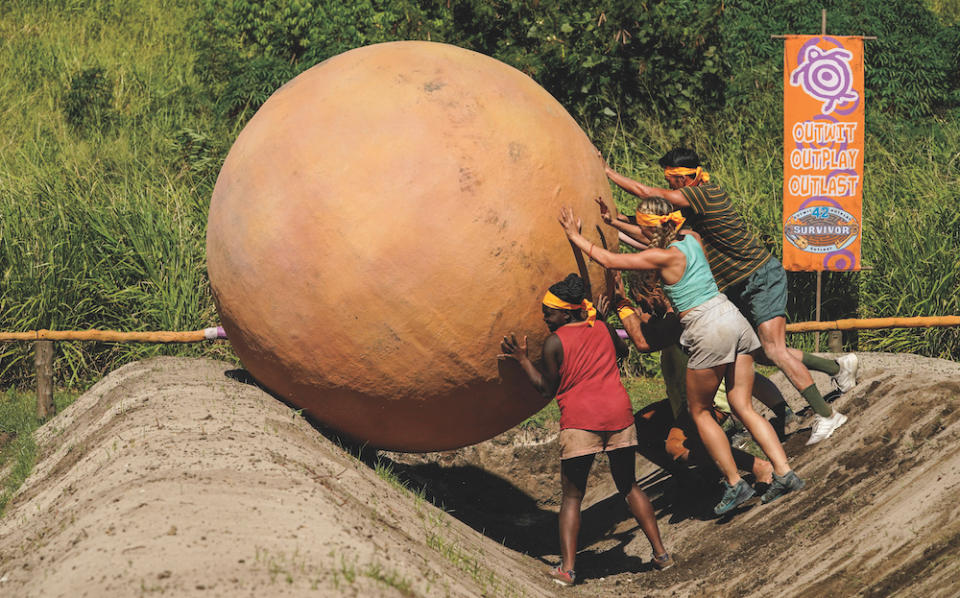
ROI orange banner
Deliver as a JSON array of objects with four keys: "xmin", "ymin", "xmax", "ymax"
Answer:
[{"xmin": 782, "ymin": 35, "xmax": 864, "ymax": 271}]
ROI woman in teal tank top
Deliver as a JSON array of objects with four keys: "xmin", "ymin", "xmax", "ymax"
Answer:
[{"xmin": 559, "ymin": 198, "xmax": 803, "ymax": 515}]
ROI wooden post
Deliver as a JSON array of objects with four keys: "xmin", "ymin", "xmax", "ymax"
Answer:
[
  {"xmin": 813, "ymin": 10, "xmax": 825, "ymax": 352},
  {"xmin": 35, "ymin": 340, "xmax": 55, "ymax": 420},
  {"xmin": 814, "ymin": 271, "xmax": 822, "ymax": 351}
]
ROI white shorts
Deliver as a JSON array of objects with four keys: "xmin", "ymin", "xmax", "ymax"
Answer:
[{"xmin": 679, "ymin": 294, "xmax": 761, "ymax": 369}]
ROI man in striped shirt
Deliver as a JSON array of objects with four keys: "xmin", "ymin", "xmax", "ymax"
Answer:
[{"xmin": 603, "ymin": 148, "xmax": 855, "ymax": 445}]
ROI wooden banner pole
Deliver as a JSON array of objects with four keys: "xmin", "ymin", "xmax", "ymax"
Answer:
[{"xmin": 815, "ymin": 271, "xmax": 822, "ymax": 350}]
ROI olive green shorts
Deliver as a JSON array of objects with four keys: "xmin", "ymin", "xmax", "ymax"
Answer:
[{"xmin": 724, "ymin": 258, "xmax": 788, "ymax": 328}]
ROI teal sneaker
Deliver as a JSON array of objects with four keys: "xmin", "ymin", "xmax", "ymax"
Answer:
[
  {"xmin": 652, "ymin": 552, "xmax": 675, "ymax": 571},
  {"xmin": 714, "ymin": 479, "xmax": 755, "ymax": 515},
  {"xmin": 761, "ymin": 470, "xmax": 805, "ymax": 504}
]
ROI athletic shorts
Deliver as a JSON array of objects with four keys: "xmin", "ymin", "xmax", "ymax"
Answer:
[
  {"xmin": 723, "ymin": 258, "xmax": 788, "ymax": 327},
  {"xmin": 679, "ymin": 294, "xmax": 761, "ymax": 369},
  {"xmin": 559, "ymin": 423, "xmax": 638, "ymax": 460}
]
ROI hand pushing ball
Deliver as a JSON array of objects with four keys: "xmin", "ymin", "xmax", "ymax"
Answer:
[{"xmin": 207, "ymin": 41, "xmax": 617, "ymax": 451}]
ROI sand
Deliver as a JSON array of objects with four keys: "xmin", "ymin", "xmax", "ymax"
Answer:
[{"xmin": 1, "ymin": 352, "xmax": 959, "ymax": 597}]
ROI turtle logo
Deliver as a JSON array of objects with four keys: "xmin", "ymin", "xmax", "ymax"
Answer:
[
  {"xmin": 784, "ymin": 205, "xmax": 859, "ymax": 254},
  {"xmin": 790, "ymin": 45, "xmax": 858, "ymax": 114}
]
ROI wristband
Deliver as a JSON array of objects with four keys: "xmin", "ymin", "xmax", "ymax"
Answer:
[{"xmin": 617, "ymin": 306, "xmax": 636, "ymax": 320}]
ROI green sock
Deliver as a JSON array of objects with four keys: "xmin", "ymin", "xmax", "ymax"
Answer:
[
  {"xmin": 801, "ymin": 353, "xmax": 840, "ymax": 376},
  {"xmin": 801, "ymin": 384, "xmax": 832, "ymax": 418}
]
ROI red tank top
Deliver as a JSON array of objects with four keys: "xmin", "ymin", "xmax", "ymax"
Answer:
[{"xmin": 554, "ymin": 322, "xmax": 634, "ymax": 431}]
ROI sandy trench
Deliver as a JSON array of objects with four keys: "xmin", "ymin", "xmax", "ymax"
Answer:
[{"xmin": 0, "ymin": 352, "xmax": 958, "ymax": 597}]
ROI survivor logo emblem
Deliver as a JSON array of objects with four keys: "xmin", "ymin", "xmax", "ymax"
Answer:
[{"xmin": 784, "ymin": 205, "xmax": 859, "ymax": 253}]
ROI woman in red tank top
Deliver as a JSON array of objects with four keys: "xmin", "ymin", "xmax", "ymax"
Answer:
[{"xmin": 499, "ymin": 273, "xmax": 672, "ymax": 586}]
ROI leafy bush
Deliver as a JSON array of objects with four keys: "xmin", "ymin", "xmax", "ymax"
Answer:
[
  {"xmin": 191, "ymin": 0, "xmax": 448, "ymax": 118},
  {"xmin": 190, "ymin": 0, "xmax": 729, "ymax": 131},
  {"xmin": 720, "ymin": 0, "xmax": 960, "ymax": 118},
  {"xmin": 191, "ymin": 0, "xmax": 960, "ymax": 132}
]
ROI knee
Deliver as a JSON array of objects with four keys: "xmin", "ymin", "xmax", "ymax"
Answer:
[
  {"xmin": 760, "ymin": 342, "xmax": 792, "ymax": 366},
  {"xmin": 615, "ymin": 479, "xmax": 637, "ymax": 498}
]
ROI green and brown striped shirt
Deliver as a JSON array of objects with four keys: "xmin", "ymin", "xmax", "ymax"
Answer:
[{"xmin": 679, "ymin": 183, "xmax": 772, "ymax": 291}]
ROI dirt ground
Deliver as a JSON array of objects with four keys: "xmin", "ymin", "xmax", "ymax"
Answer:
[{"xmin": 1, "ymin": 352, "xmax": 959, "ymax": 597}]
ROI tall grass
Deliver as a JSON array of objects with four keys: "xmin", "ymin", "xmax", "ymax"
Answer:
[
  {"xmin": 0, "ymin": 388, "xmax": 77, "ymax": 515},
  {"xmin": 0, "ymin": 0, "xmax": 233, "ymax": 387}
]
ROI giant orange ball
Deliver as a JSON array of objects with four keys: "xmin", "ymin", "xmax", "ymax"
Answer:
[{"xmin": 207, "ymin": 41, "xmax": 618, "ymax": 451}]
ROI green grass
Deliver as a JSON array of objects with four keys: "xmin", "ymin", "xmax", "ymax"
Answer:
[
  {"xmin": 0, "ymin": 388, "xmax": 78, "ymax": 515},
  {"xmin": 0, "ymin": 0, "xmax": 233, "ymax": 388}
]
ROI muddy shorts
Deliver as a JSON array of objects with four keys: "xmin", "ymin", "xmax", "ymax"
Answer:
[
  {"xmin": 723, "ymin": 258, "xmax": 788, "ymax": 327},
  {"xmin": 559, "ymin": 424, "xmax": 638, "ymax": 460},
  {"xmin": 679, "ymin": 294, "xmax": 761, "ymax": 369}
]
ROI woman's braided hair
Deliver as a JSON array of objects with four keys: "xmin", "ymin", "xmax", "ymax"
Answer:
[
  {"xmin": 627, "ymin": 197, "xmax": 683, "ymax": 304},
  {"xmin": 637, "ymin": 196, "xmax": 681, "ymax": 249},
  {"xmin": 548, "ymin": 273, "xmax": 585, "ymax": 305}
]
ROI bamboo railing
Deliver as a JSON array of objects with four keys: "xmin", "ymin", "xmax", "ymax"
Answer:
[{"xmin": 2, "ymin": 317, "xmax": 958, "ymax": 419}]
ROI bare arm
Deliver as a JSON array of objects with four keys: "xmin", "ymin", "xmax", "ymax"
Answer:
[
  {"xmin": 618, "ymin": 231, "xmax": 649, "ymax": 250},
  {"xmin": 498, "ymin": 333, "xmax": 562, "ymax": 398},
  {"xmin": 595, "ymin": 196, "xmax": 652, "ymax": 246},
  {"xmin": 596, "ymin": 295, "xmax": 629, "ymax": 359},
  {"xmin": 605, "ymin": 165, "xmax": 690, "ymax": 209},
  {"xmin": 558, "ymin": 207, "xmax": 672, "ymax": 272},
  {"xmin": 617, "ymin": 299, "xmax": 681, "ymax": 352}
]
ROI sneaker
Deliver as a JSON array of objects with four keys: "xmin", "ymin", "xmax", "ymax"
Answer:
[
  {"xmin": 548, "ymin": 565, "xmax": 576, "ymax": 586},
  {"xmin": 714, "ymin": 479, "xmax": 756, "ymax": 515},
  {"xmin": 730, "ymin": 430, "xmax": 752, "ymax": 450},
  {"xmin": 805, "ymin": 411, "xmax": 848, "ymax": 445},
  {"xmin": 832, "ymin": 353, "xmax": 859, "ymax": 393},
  {"xmin": 760, "ymin": 470, "xmax": 805, "ymax": 504},
  {"xmin": 652, "ymin": 552, "xmax": 675, "ymax": 571}
]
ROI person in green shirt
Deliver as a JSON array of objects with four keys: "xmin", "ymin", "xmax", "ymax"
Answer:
[{"xmin": 602, "ymin": 147, "xmax": 856, "ymax": 446}]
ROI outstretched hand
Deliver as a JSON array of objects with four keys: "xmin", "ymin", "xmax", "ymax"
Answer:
[
  {"xmin": 595, "ymin": 196, "xmax": 616, "ymax": 225},
  {"xmin": 497, "ymin": 334, "xmax": 528, "ymax": 361},
  {"xmin": 596, "ymin": 294, "xmax": 611, "ymax": 319},
  {"xmin": 558, "ymin": 207, "xmax": 582, "ymax": 238}
]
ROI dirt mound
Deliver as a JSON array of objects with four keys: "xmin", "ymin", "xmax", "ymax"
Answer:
[
  {"xmin": 1, "ymin": 353, "xmax": 959, "ymax": 597},
  {"xmin": 385, "ymin": 352, "xmax": 960, "ymax": 597},
  {"xmin": 0, "ymin": 357, "xmax": 553, "ymax": 597}
]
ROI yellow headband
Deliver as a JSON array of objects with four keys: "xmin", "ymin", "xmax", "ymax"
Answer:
[
  {"xmin": 664, "ymin": 166, "xmax": 710, "ymax": 183},
  {"xmin": 542, "ymin": 291, "xmax": 597, "ymax": 326},
  {"xmin": 634, "ymin": 210, "xmax": 686, "ymax": 230}
]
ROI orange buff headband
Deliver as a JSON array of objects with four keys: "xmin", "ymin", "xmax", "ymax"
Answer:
[
  {"xmin": 663, "ymin": 166, "xmax": 710, "ymax": 183},
  {"xmin": 542, "ymin": 291, "xmax": 597, "ymax": 326},
  {"xmin": 634, "ymin": 210, "xmax": 686, "ymax": 230}
]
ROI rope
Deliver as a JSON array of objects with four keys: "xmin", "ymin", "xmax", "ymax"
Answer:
[
  {"xmin": 0, "ymin": 317, "xmax": 958, "ymax": 343},
  {"xmin": 0, "ymin": 327, "xmax": 226, "ymax": 343},
  {"xmin": 786, "ymin": 316, "xmax": 960, "ymax": 332}
]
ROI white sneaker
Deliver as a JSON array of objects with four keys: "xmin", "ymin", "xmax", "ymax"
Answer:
[
  {"xmin": 832, "ymin": 353, "xmax": 859, "ymax": 393},
  {"xmin": 806, "ymin": 411, "xmax": 848, "ymax": 445}
]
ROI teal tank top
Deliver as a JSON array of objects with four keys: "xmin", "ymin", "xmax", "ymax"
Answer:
[{"xmin": 663, "ymin": 235, "xmax": 719, "ymax": 312}]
